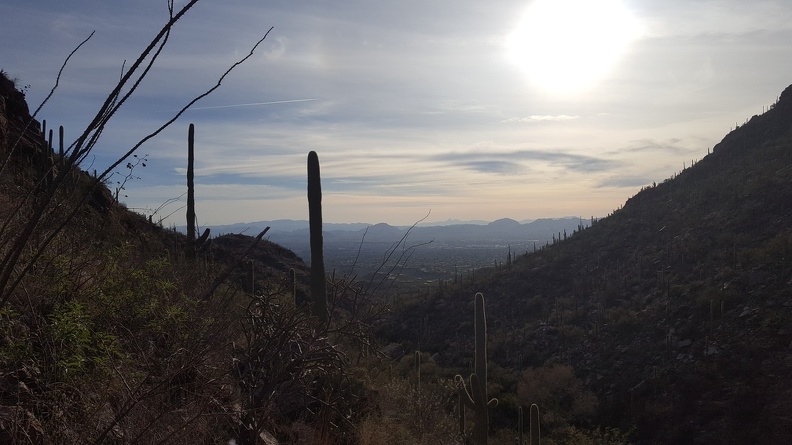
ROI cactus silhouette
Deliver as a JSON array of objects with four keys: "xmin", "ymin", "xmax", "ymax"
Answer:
[
  {"xmin": 186, "ymin": 123, "xmax": 196, "ymax": 257},
  {"xmin": 456, "ymin": 292, "xmax": 497, "ymax": 444},
  {"xmin": 415, "ymin": 350, "xmax": 422, "ymax": 389},
  {"xmin": 518, "ymin": 405, "xmax": 524, "ymax": 444},
  {"xmin": 530, "ymin": 403, "xmax": 540, "ymax": 445},
  {"xmin": 247, "ymin": 260, "xmax": 255, "ymax": 296},
  {"xmin": 514, "ymin": 404, "xmax": 541, "ymax": 444},
  {"xmin": 185, "ymin": 123, "xmax": 209, "ymax": 257},
  {"xmin": 307, "ymin": 151, "xmax": 328, "ymax": 323}
]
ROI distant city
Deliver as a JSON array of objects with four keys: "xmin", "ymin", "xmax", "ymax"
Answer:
[{"xmin": 188, "ymin": 217, "xmax": 590, "ymax": 294}]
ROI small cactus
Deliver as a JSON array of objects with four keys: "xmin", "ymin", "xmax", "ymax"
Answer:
[
  {"xmin": 518, "ymin": 405, "xmax": 524, "ymax": 445},
  {"xmin": 289, "ymin": 267, "xmax": 296, "ymax": 301},
  {"xmin": 415, "ymin": 350, "xmax": 421, "ymax": 390},
  {"xmin": 291, "ymin": 268, "xmax": 309, "ymax": 308},
  {"xmin": 529, "ymin": 403, "xmax": 540, "ymax": 445},
  {"xmin": 58, "ymin": 125, "xmax": 64, "ymax": 164},
  {"xmin": 247, "ymin": 260, "xmax": 255, "ymax": 296}
]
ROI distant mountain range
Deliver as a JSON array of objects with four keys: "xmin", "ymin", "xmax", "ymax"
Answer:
[
  {"xmin": 189, "ymin": 217, "xmax": 565, "ymax": 235},
  {"xmin": 184, "ymin": 217, "xmax": 588, "ymax": 253},
  {"xmin": 178, "ymin": 217, "xmax": 588, "ymax": 280}
]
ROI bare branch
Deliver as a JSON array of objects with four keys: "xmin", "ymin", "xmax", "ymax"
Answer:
[
  {"xmin": 363, "ymin": 210, "xmax": 432, "ymax": 296},
  {"xmin": 97, "ymin": 26, "xmax": 274, "ymax": 181}
]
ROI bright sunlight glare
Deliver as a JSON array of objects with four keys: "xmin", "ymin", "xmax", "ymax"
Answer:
[{"xmin": 505, "ymin": 0, "xmax": 642, "ymax": 94}]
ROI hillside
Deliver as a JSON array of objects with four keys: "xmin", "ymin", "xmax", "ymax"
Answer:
[
  {"xmin": 381, "ymin": 84, "xmax": 792, "ymax": 443},
  {"xmin": 0, "ymin": 70, "xmax": 378, "ymax": 444}
]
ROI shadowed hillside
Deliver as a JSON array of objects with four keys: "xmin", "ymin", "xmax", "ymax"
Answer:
[
  {"xmin": 381, "ymin": 85, "xmax": 792, "ymax": 444},
  {"xmin": 0, "ymin": 69, "xmax": 372, "ymax": 444}
]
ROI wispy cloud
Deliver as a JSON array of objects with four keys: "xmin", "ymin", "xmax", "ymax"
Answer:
[
  {"xmin": 458, "ymin": 160, "xmax": 525, "ymax": 175},
  {"xmin": 189, "ymin": 98, "xmax": 318, "ymax": 111},
  {"xmin": 597, "ymin": 176, "xmax": 652, "ymax": 189},
  {"xmin": 621, "ymin": 138, "xmax": 696, "ymax": 154},
  {"xmin": 432, "ymin": 149, "xmax": 620, "ymax": 174},
  {"xmin": 501, "ymin": 115, "xmax": 580, "ymax": 123}
]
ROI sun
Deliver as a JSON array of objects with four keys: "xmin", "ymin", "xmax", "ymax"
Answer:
[{"xmin": 505, "ymin": 0, "xmax": 641, "ymax": 94}]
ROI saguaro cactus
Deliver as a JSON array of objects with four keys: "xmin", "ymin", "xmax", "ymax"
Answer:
[
  {"xmin": 517, "ymin": 404, "xmax": 542, "ymax": 445},
  {"xmin": 307, "ymin": 151, "xmax": 328, "ymax": 323},
  {"xmin": 247, "ymin": 260, "xmax": 255, "ymax": 296},
  {"xmin": 186, "ymin": 123, "xmax": 196, "ymax": 257},
  {"xmin": 186, "ymin": 123, "xmax": 209, "ymax": 257},
  {"xmin": 529, "ymin": 403, "xmax": 540, "ymax": 445},
  {"xmin": 456, "ymin": 292, "xmax": 497, "ymax": 444},
  {"xmin": 518, "ymin": 405, "xmax": 524, "ymax": 445},
  {"xmin": 58, "ymin": 125, "xmax": 64, "ymax": 164}
]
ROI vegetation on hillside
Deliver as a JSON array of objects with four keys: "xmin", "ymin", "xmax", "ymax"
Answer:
[
  {"xmin": 0, "ymin": 4, "xmax": 388, "ymax": 442},
  {"xmin": 381, "ymin": 85, "xmax": 792, "ymax": 443}
]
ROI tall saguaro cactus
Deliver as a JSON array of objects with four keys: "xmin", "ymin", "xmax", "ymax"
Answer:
[
  {"xmin": 186, "ymin": 123, "xmax": 197, "ymax": 258},
  {"xmin": 307, "ymin": 151, "xmax": 328, "ymax": 323},
  {"xmin": 456, "ymin": 292, "xmax": 497, "ymax": 444},
  {"xmin": 185, "ymin": 123, "xmax": 209, "ymax": 258}
]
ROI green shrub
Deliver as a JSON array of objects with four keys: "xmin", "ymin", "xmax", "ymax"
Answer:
[{"xmin": 47, "ymin": 301, "xmax": 120, "ymax": 378}]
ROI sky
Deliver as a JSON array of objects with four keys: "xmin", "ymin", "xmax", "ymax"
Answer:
[{"xmin": 2, "ymin": 0, "xmax": 792, "ymax": 226}]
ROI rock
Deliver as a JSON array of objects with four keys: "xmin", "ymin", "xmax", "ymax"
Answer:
[
  {"xmin": 677, "ymin": 339, "xmax": 693, "ymax": 348},
  {"xmin": 259, "ymin": 429, "xmax": 279, "ymax": 445}
]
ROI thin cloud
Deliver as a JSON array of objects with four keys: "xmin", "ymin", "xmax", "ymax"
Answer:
[
  {"xmin": 622, "ymin": 138, "xmax": 694, "ymax": 154},
  {"xmin": 597, "ymin": 176, "xmax": 652, "ymax": 189},
  {"xmin": 459, "ymin": 160, "xmax": 524, "ymax": 175},
  {"xmin": 189, "ymin": 98, "xmax": 318, "ymax": 110},
  {"xmin": 432, "ymin": 149, "xmax": 620, "ymax": 174},
  {"xmin": 502, "ymin": 115, "xmax": 580, "ymax": 123}
]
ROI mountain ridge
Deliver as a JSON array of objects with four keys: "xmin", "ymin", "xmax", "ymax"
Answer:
[{"xmin": 181, "ymin": 216, "xmax": 587, "ymax": 235}]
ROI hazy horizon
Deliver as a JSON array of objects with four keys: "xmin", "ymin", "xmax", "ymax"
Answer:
[
  {"xmin": 179, "ymin": 214, "xmax": 586, "ymax": 230},
  {"xmin": 3, "ymin": 0, "xmax": 792, "ymax": 226}
]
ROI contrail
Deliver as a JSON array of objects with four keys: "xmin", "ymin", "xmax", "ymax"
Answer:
[{"xmin": 190, "ymin": 98, "xmax": 318, "ymax": 110}]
